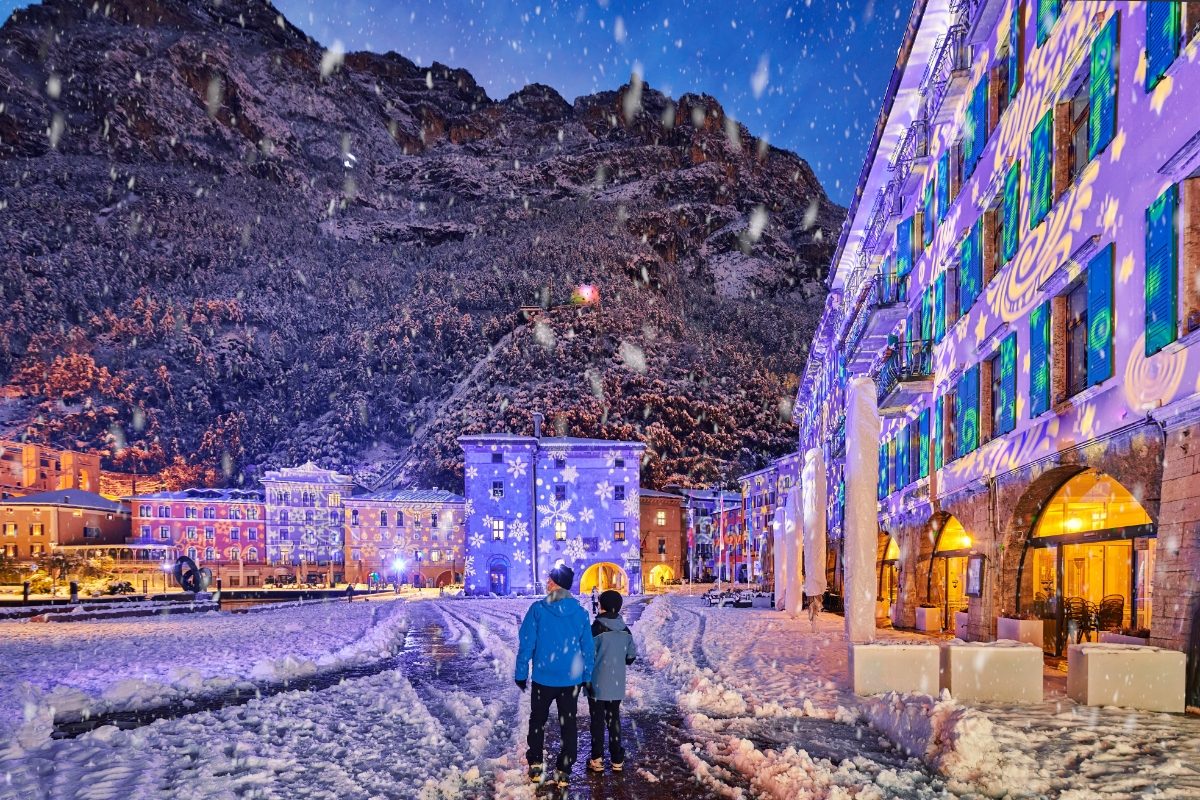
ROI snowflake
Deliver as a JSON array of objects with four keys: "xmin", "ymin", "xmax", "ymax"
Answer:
[
  {"xmin": 512, "ymin": 549, "xmax": 530, "ymax": 565},
  {"xmin": 621, "ymin": 544, "xmax": 640, "ymax": 564},
  {"xmin": 509, "ymin": 518, "xmax": 530, "ymax": 543},
  {"xmin": 463, "ymin": 556, "xmax": 475, "ymax": 578},
  {"xmin": 578, "ymin": 506, "xmax": 594, "ymax": 524},
  {"xmin": 466, "ymin": 465, "xmax": 479, "ymax": 480},
  {"xmin": 480, "ymin": 514, "xmax": 494, "ymax": 530},
  {"xmin": 538, "ymin": 539, "xmax": 552, "ymax": 554},
  {"xmin": 561, "ymin": 464, "xmax": 579, "ymax": 484},
  {"xmin": 469, "ymin": 532, "xmax": 484, "ymax": 549},
  {"xmin": 537, "ymin": 498, "xmax": 575, "ymax": 528},
  {"xmin": 598, "ymin": 538, "xmax": 612, "ymax": 553},
  {"xmin": 507, "ymin": 456, "xmax": 528, "ymax": 479},
  {"xmin": 563, "ymin": 536, "xmax": 587, "ymax": 562},
  {"xmin": 594, "ymin": 481, "xmax": 614, "ymax": 508},
  {"xmin": 463, "ymin": 499, "xmax": 474, "ymax": 516},
  {"xmin": 622, "ymin": 490, "xmax": 639, "ymax": 517},
  {"xmin": 605, "ymin": 449, "xmax": 620, "ymax": 468}
]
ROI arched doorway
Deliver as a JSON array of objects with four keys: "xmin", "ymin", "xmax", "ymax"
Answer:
[
  {"xmin": 927, "ymin": 516, "xmax": 971, "ymax": 626},
  {"xmin": 877, "ymin": 533, "xmax": 900, "ymax": 613},
  {"xmin": 1016, "ymin": 471, "xmax": 1154, "ymax": 655},
  {"xmin": 488, "ymin": 558, "xmax": 509, "ymax": 595},
  {"xmin": 579, "ymin": 562, "xmax": 628, "ymax": 594},
  {"xmin": 434, "ymin": 570, "xmax": 454, "ymax": 588},
  {"xmin": 648, "ymin": 563, "xmax": 675, "ymax": 589}
]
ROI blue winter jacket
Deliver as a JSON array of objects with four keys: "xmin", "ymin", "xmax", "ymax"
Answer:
[{"xmin": 515, "ymin": 590, "xmax": 594, "ymax": 687}]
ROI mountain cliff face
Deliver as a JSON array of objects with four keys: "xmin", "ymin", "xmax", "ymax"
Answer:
[{"xmin": 0, "ymin": 0, "xmax": 842, "ymax": 491}]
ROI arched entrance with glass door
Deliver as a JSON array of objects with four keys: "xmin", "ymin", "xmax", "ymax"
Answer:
[
  {"xmin": 488, "ymin": 557, "xmax": 510, "ymax": 595},
  {"xmin": 927, "ymin": 516, "xmax": 971, "ymax": 625},
  {"xmin": 579, "ymin": 562, "xmax": 629, "ymax": 594},
  {"xmin": 648, "ymin": 563, "xmax": 675, "ymax": 589},
  {"xmin": 1015, "ymin": 471, "xmax": 1154, "ymax": 656},
  {"xmin": 878, "ymin": 532, "xmax": 900, "ymax": 618}
]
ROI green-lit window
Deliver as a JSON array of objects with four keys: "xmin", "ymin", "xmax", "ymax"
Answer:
[
  {"xmin": 1009, "ymin": 1, "xmax": 1024, "ymax": 99},
  {"xmin": 955, "ymin": 365, "xmax": 980, "ymax": 458},
  {"xmin": 1029, "ymin": 301, "xmax": 1051, "ymax": 416},
  {"xmin": 963, "ymin": 77, "xmax": 990, "ymax": 182},
  {"xmin": 1145, "ymin": 185, "xmax": 1178, "ymax": 356},
  {"xmin": 1037, "ymin": 0, "xmax": 1060, "ymax": 46},
  {"xmin": 937, "ymin": 152, "xmax": 951, "ymax": 223},
  {"xmin": 918, "ymin": 408, "xmax": 931, "ymax": 480},
  {"xmin": 933, "ymin": 395, "xmax": 945, "ymax": 471},
  {"xmin": 959, "ymin": 219, "xmax": 983, "ymax": 316},
  {"xmin": 897, "ymin": 217, "xmax": 915, "ymax": 278},
  {"xmin": 1002, "ymin": 161, "xmax": 1020, "ymax": 265},
  {"xmin": 1088, "ymin": 15, "xmax": 1118, "ymax": 161},
  {"xmin": 1145, "ymin": 2, "xmax": 1199, "ymax": 91},
  {"xmin": 994, "ymin": 333, "xmax": 1017, "ymax": 436},
  {"xmin": 1087, "ymin": 244, "xmax": 1115, "ymax": 387},
  {"xmin": 1029, "ymin": 109, "xmax": 1053, "ymax": 228}
]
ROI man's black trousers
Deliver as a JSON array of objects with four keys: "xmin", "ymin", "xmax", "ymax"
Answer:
[{"xmin": 526, "ymin": 682, "xmax": 581, "ymax": 773}]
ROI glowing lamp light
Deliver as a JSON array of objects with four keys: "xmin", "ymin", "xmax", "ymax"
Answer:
[
  {"xmin": 571, "ymin": 284, "xmax": 599, "ymax": 305},
  {"xmin": 1065, "ymin": 516, "xmax": 1085, "ymax": 533},
  {"xmin": 392, "ymin": 559, "xmax": 406, "ymax": 572}
]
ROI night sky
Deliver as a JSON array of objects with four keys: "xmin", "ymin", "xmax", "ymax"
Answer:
[{"xmin": 1, "ymin": 0, "xmax": 909, "ymax": 204}]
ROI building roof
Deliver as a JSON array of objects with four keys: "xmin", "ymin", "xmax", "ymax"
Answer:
[
  {"xmin": 261, "ymin": 461, "xmax": 355, "ymax": 484},
  {"xmin": 4, "ymin": 489, "xmax": 125, "ymax": 513},
  {"xmin": 640, "ymin": 489, "xmax": 684, "ymax": 502},
  {"xmin": 459, "ymin": 433, "xmax": 645, "ymax": 449},
  {"xmin": 345, "ymin": 488, "xmax": 464, "ymax": 504},
  {"xmin": 128, "ymin": 487, "xmax": 264, "ymax": 502}
]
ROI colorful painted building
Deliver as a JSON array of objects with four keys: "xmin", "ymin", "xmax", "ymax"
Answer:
[
  {"xmin": 794, "ymin": 0, "xmax": 1200, "ymax": 702},
  {"xmin": 128, "ymin": 488, "xmax": 266, "ymax": 587},
  {"xmin": 639, "ymin": 490, "xmax": 686, "ymax": 590},
  {"xmin": 675, "ymin": 488, "xmax": 742, "ymax": 582},
  {"xmin": 738, "ymin": 452, "xmax": 803, "ymax": 587},
  {"xmin": 261, "ymin": 462, "xmax": 354, "ymax": 583},
  {"xmin": 0, "ymin": 441, "xmax": 100, "ymax": 499},
  {"xmin": 344, "ymin": 489, "xmax": 465, "ymax": 587},
  {"xmin": 459, "ymin": 430, "xmax": 644, "ymax": 596},
  {"xmin": 2, "ymin": 489, "xmax": 128, "ymax": 562}
]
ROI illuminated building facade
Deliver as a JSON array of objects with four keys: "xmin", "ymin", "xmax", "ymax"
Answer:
[
  {"xmin": 0, "ymin": 441, "xmax": 100, "ymax": 498},
  {"xmin": 639, "ymin": 490, "xmax": 686, "ymax": 590},
  {"xmin": 794, "ymin": 0, "xmax": 1200, "ymax": 700},
  {"xmin": 343, "ymin": 489, "xmax": 465, "ymax": 587},
  {"xmin": 261, "ymin": 462, "xmax": 353, "ymax": 583},
  {"xmin": 738, "ymin": 452, "xmax": 801, "ymax": 586}
]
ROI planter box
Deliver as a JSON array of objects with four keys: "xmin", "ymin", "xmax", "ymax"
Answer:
[
  {"xmin": 915, "ymin": 606, "xmax": 943, "ymax": 632},
  {"xmin": 1098, "ymin": 632, "xmax": 1149, "ymax": 646},
  {"xmin": 939, "ymin": 641, "xmax": 1043, "ymax": 704},
  {"xmin": 954, "ymin": 611, "xmax": 970, "ymax": 640},
  {"xmin": 996, "ymin": 617, "xmax": 1044, "ymax": 649},
  {"xmin": 1067, "ymin": 643, "xmax": 1185, "ymax": 713},
  {"xmin": 850, "ymin": 643, "xmax": 940, "ymax": 696}
]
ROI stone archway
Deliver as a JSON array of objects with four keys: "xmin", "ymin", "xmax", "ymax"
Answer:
[
  {"xmin": 434, "ymin": 570, "xmax": 454, "ymax": 588},
  {"xmin": 648, "ymin": 563, "xmax": 675, "ymax": 589},
  {"xmin": 579, "ymin": 562, "xmax": 629, "ymax": 594}
]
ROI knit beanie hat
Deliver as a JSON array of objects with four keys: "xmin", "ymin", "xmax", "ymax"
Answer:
[{"xmin": 549, "ymin": 564, "xmax": 575, "ymax": 591}]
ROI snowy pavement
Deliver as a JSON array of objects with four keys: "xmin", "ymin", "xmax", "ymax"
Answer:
[{"xmin": 1, "ymin": 595, "xmax": 1197, "ymax": 799}]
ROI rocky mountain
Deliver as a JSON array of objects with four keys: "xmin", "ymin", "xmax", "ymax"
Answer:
[{"xmin": 0, "ymin": 0, "xmax": 842, "ymax": 492}]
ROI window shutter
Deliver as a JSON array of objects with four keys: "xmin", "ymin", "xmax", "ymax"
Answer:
[
  {"xmin": 878, "ymin": 443, "xmax": 887, "ymax": 500},
  {"xmin": 888, "ymin": 437, "xmax": 897, "ymax": 496},
  {"xmin": 1009, "ymin": 1, "xmax": 1023, "ymax": 100},
  {"xmin": 998, "ymin": 333, "xmax": 1017, "ymax": 435},
  {"xmin": 934, "ymin": 272, "xmax": 947, "ymax": 342},
  {"xmin": 918, "ymin": 408, "xmax": 931, "ymax": 479},
  {"xmin": 1088, "ymin": 15, "xmax": 1118, "ymax": 161},
  {"xmin": 1087, "ymin": 244, "xmax": 1115, "ymax": 386},
  {"xmin": 897, "ymin": 217, "xmax": 914, "ymax": 278},
  {"xmin": 896, "ymin": 427, "xmax": 909, "ymax": 488},
  {"xmin": 957, "ymin": 365, "xmax": 980, "ymax": 457},
  {"xmin": 937, "ymin": 152, "xmax": 950, "ymax": 223},
  {"xmin": 1030, "ymin": 300, "xmax": 1051, "ymax": 416},
  {"xmin": 933, "ymin": 395, "xmax": 944, "ymax": 471},
  {"xmin": 964, "ymin": 78, "xmax": 989, "ymax": 181},
  {"xmin": 1029, "ymin": 109, "xmax": 1053, "ymax": 228},
  {"xmin": 922, "ymin": 285, "xmax": 934, "ymax": 341},
  {"xmin": 1002, "ymin": 160, "xmax": 1021, "ymax": 264},
  {"xmin": 1037, "ymin": 0, "xmax": 1060, "ymax": 46},
  {"xmin": 1145, "ymin": 184, "xmax": 1179, "ymax": 356},
  {"xmin": 960, "ymin": 219, "xmax": 982, "ymax": 315},
  {"xmin": 923, "ymin": 180, "xmax": 935, "ymax": 246},
  {"xmin": 1146, "ymin": 2, "xmax": 1179, "ymax": 91}
]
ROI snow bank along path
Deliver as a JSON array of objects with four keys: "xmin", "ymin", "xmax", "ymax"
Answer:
[
  {"xmin": 636, "ymin": 595, "xmax": 1200, "ymax": 799},
  {"xmin": 0, "ymin": 596, "xmax": 411, "ymax": 746}
]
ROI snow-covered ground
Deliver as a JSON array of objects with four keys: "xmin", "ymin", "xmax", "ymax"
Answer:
[
  {"xmin": 0, "ymin": 596, "xmax": 410, "ymax": 746},
  {"xmin": 1, "ymin": 594, "xmax": 1197, "ymax": 799},
  {"xmin": 636, "ymin": 595, "xmax": 1200, "ymax": 799}
]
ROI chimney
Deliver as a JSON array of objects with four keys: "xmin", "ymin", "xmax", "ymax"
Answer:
[{"xmin": 531, "ymin": 412, "xmax": 544, "ymax": 439}]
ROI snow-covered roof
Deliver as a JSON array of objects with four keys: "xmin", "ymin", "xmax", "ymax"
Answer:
[
  {"xmin": 3, "ymin": 489, "xmax": 125, "ymax": 512},
  {"xmin": 128, "ymin": 487, "xmax": 263, "ymax": 503},
  {"xmin": 345, "ymin": 489, "xmax": 464, "ymax": 504}
]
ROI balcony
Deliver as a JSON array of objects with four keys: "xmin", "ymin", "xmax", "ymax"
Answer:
[
  {"xmin": 953, "ymin": 0, "xmax": 1004, "ymax": 44},
  {"xmin": 862, "ymin": 181, "xmax": 900, "ymax": 255},
  {"xmin": 890, "ymin": 118, "xmax": 931, "ymax": 198},
  {"xmin": 876, "ymin": 339, "xmax": 935, "ymax": 414},
  {"xmin": 842, "ymin": 268, "xmax": 909, "ymax": 370},
  {"xmin": 922, "ymin": 25, "xmax": 970, "ymax": 125},
  {"xmin": 831, "ymin": 414, "xmax": 847, "ymax": 459}
]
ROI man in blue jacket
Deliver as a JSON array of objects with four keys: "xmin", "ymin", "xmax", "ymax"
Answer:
[{"xmin": 515, "ymin": 564, "xmax": 594, "ymax": 787}]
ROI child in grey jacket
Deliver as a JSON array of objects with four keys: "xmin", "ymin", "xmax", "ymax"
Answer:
[{"xmin": 586, "ymin": 590, "xmax": 637, "ymax": 772}]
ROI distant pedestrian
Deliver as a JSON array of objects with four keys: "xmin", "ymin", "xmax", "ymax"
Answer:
[
  {"xmin": 591, "ymin": 586, "xmax": 599, "ymax": 615},
  {"xmin": 514, "ymin": 564, "xmax": 594, "ymax": 788},
  {"xmin": 345, "ymin": 583, "xmax": 354, "ymax": 603},
  {"xmin": 586, "ymin": 590, "xmax": 637, "ymax": 773}
]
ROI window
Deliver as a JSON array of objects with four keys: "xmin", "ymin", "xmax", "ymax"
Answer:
[
  {"xmin": 1030, "ymin": 109, "xmax": 1053, "ymax": 228},
  {"xmin": 30, "ymin": 523, "xmax": 44, "ymax": 537},
  {"xmin": 204, "ymin": 527, "xmax": 215, "ymax": 540},
  {"xmin": 908, "ymin": 420, "xmax": 922, "ymax": 484},
  {"xmin": 158, "ymin": 505, "xmax": 171, "ymax": 517},
  {"xmin": 554, "ymin": 485, "xmax": 566, "ymax": 501},
  {"xmin": 491, "ymin": 481, "xmax": 504, "ymax": 499},
  {"xmin": 491, "ymin": 452, "xmax": 503, "ymax": 463},
  {"xmin": 185, "ymin": 507, "xmax": 197, "ymax": 519},
  {"xmin": 246, "ymin": 547, "xmax": 259, "ymax": 562},
  {"xmin": 4, "ymin": 523, "xmax": 15, "ymax": 536},
  {"xmin": 247, "ymin": 507, "xmax": 259, "ymax": 520},
  {"xmin": 1058, "ymin": 245, "xmax": 1116, "ymax": 398},
  {"xmin": 955, "ymin": 364, "xmax": 980, "ymax": 459},
  {"xmin": 83, "ymin": 525, "xmax": 100, "ymax": 539},
  {"xmin": 328, "ymin": 492, "xmax": 340, "ymax": 507},
  {"xmin": 614, "ymin": 486, "xmax": 625, "ymax": 502},
  {"xmin": 432, "ymin": 549, "xmax": 441, "ymax": 562},
  {"xmin": 555, "ymin": 520, "xmax": 567, "ymax": 541},
  {"xmin": 1147, "ymin": 2, "xmax": 1200, "ymax": 90},
  {"xmin": 305, "ymin": 510, "xmax": 314, "ymax": 524},
  {"xmin": 958, "ymin": 219, "xmax": 983, "ymax": 317},
  {"xmin": 397, "ymin": 511, "xmax": 405, "ymax": 527},
  {"xmin": 159, "ymin": 526, "xmax": 170, "ymax": 540},
  {"xmin": 431, "ymin": 513, "xmax": 439, "ymax": 528},
  {"xmin": 230, "ymin": 507, "xmax": 242, "ymax": 520},
  {"xmin": 984, "ymin": 202, "xmax": 1003, "ymax": 286},
  {"xmin": 203, "ymin": 506, "xmax": 216, "ymax": 519},
  {"xmin": 205, "ymin": 547, "xmax": 215, "ymax": 561},
  {"xmin": 187, "ymin": 547, "xmax": 197, "ymax": 560},
  {"xmin": 1036, "ymin": 0, "xmax": 1060, "ymax": 46},
  {"xmin": 491, "ymin": 518, "xmax": 505, "ymax": 540},
  {"xmin": 1065, "ymin": 279, "xmax": 1090, "ymax": 398},
  {"xmin": 614, "ymin": 457, "xmax": 625, "ymax": 468},
  {"xmin": 139, "ymin": 504, "xmax": 151, "ymax": 517},
  {"xmin": 1145, "ymin": 181, "xmax": 1200, "ymax": 355},
  {"xmin": 613, "ymin": 521, "xmax": 626, "ymax": 541},
  {"xmin": 1063, "ymin": 81, "xmax": 1089, "ymax": 190},
  {"xmin": 280, "ymin": 510, "xmax": 289, "ymax": 523},
  {"xmin": 656, "ymin": 510, "xmax": 667, "ymax": 526},
  {"xmin": 380, "ymin": 510, "xmax": 388, "ymax": 527},
  {"xmin": 230, "ymin": 527, "xmax": 240, "ymax": 541},
  {"xmin": 351, "ymin": 509, "xmax": 359, "ymax": 526},
  {"xmin": 554, "ymin": 457, "xmax": 566, "ymax": 469},
  {"xmin": 658, "ymin": 538, "xmax": 667, "ymax": 555}
]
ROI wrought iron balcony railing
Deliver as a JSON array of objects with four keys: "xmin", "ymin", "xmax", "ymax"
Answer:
[
  {"xmin": 922, "ymin": 25, "xmax": 970, "ymax": 123},
  {"xmin": 875, "ymin": 338, "xmax": 934, "ymax": 403}
]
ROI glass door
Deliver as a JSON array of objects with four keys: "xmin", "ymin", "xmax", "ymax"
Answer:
[
  {"xmin": 1031, "ymin": 544, "xmax": 1059, "ymax": 655},
  {"xmin": 1133, "ymin": 537, "xmax": 1156, "ymax": 633}
]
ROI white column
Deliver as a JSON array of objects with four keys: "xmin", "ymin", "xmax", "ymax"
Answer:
[
  {"xmin": 773, "ymin": 506, "xmax": 787, "ymax": 610},
  {"xmin": 802, "ymin": 448, "xmax": 828, "ymax": 600},
  {"xmin": 784, "ymin": 486, "xmax": 805, "ymax": 617},
  {"xmin": 844, "ymin": 376, "xmax": 881, "ymax": 644}
]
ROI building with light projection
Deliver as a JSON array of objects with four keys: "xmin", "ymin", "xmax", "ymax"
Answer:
[
  {"xmin": 459, "ymin": 423, "xmax": 644, "ymax": 596},
  {"xmin": 792, "ymin": 0, "xmax": 1200, "ymax": 703}
]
